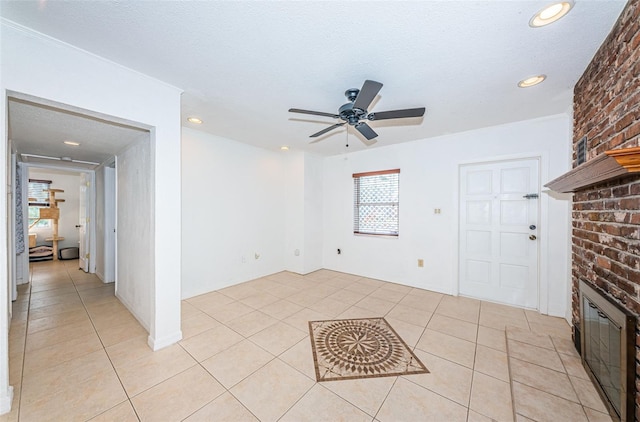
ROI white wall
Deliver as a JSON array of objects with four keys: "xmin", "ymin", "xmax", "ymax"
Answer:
[
  {"xmin": 1, "ymin": 19, "xmax": 183, "ymax": 412},
  {"xmin": 303, "ymin": 153, "xmax": 324, "ymax": 273},
  {"xmin": 322, "ymin": 114, "xmax": 573, "ymax": 318},
  {"xmin": 28, "ymin": 168, "xmax": 80, "ymax": 250},
  {"xmin": 181, "ymin": 115, "xmax": 572, "ymax": 319},
  {"xmin": 181, "ymin": 128, "xmax": 287, "ymax": 298},
  {"xmin": 95, "ymin": 166, "xmax": 116, "ymax": 283},
  {"xmin": 283, "ymin": 151, "xmax": 324, "ymax": 275},
  {"xmin": 283, "ymin": 152, "xmax": 306, "ymax": 274},
  {"xmin": 0, "ymin": 109, "xmax": 11, "ymax": 412},
  {"xmin": 117, "ymin": 137, "xmax": 152, "ymax": 330}
]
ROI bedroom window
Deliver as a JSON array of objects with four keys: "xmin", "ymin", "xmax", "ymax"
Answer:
[
  {"xmin": 28, "ymin": 179, "xmax": 52, "ymax": 228},
  {"xmin": 353, "ymin": 169, "xmax": 400, "ymax": 236}
]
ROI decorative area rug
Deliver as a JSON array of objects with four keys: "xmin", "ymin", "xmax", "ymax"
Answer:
[{"xmin": 308, "ymin": 317, "xmax": 429, "ymax": 382}]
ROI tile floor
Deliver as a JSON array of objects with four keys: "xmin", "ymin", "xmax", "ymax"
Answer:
[{"xmin": 2, "ymin": 259, "xmax": 612, "ymax": 421}]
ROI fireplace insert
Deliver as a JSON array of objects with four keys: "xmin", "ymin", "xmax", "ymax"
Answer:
[{"xmin": 579, "ymin": 279, "xmax": 635, "ymax": 421}]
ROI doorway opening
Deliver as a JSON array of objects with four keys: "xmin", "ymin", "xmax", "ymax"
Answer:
[{"xmin": 7, "ymin": 92, "xmax": 152, "ymax": 329}]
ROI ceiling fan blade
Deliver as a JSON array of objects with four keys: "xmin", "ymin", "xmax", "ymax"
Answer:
[
  {"xmin": 360, "ymin": 137, "xmax": 378, "ymax": 147},
  {"xmin": 289, "ymin": 108, "xmax": 340, "ymax": 119},
  {"xmin": 367, "ymin": 107, "xmax": 426, "ymax": 121},
  {"xmin": 355, "ymin": 122, "xmax": 378, "ymax": 140},
  {"xmin": 353, "ymin": 80, "xmax": 383, "ymax": 111},
  {"xmin": 309, "ymin": 122, "xmax": 346, "ymax": 140}
]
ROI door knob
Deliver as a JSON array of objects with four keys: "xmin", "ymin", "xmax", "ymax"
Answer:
[
  {"xmin": 529, "ymin": 235, "xmax": 537, "ymax": 240},
  {"xmin": 529, "ymin": 225, "xmax": 536, "ymax": 230}
]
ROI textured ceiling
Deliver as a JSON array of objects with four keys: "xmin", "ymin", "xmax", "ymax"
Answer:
[
  {"xmin": 1, "ymin": 0, "xmax": 628, "ymax": 158},
  {"xmin": 8, "ymin": 97, "xmax": 147, "ymax": 170}
]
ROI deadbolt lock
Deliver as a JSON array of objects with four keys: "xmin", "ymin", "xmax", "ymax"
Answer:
[
  {"xmin": 529, "ymin": 235, "xmax": 537, "ymax": 240},
  {"xmin": 529, "ymin": 225, "xmax": 536, "ymax": 230}
]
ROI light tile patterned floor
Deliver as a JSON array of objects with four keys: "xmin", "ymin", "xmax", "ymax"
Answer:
[
  {"xmin": 2, "ymin": 260, "xmax": 612, "ymax": 421},
  {"xmin": 309, "ymin": 317, "xmax": 428, "ymax": 382}
]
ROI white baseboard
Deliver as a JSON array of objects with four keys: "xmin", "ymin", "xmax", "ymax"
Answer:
[
  {"xmin": 148, "ymin": 331, "xmax": 182, "ymax": 351},
  {"xmin": 0, "ymin": 386, "xmax": 14, "ymax": 415}
]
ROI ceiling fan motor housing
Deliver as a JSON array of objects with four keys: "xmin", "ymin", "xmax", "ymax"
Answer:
[
  {"xmin": 345, "ymin": 88, "xmax": 360, "ymax": 102},
  {"xmin": 338, "ymin": 102, "xmax": 367, "ymax": 125}
]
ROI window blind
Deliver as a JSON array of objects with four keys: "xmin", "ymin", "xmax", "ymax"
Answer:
[
  {"xmin": 28, "ymin": 179, "xmax": 52, "ymax": 206},
  {"xmin": 353, "ymin": 169, "xmax": 400, "ymax": 236}
]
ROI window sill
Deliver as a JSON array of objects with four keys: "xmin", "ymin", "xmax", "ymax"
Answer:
[{"xmin": 354, "ymin": 233, "xmax": 399, "ymax": 239}]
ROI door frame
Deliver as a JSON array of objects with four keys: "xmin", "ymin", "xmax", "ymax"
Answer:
[
  {"xmin": 452, "ymin": 152, "xmax": 552, "ymax": 314},
  {"xmin": 100, "ymin": 164, "xmax": 116, "ymax": 283},
  {"xmin": 20, "ymin": 163, "xmax": 97, "ymax": 274},
  {"xmin": 78, "ymin": 170, "xmax": 97, "ymax": 273}
]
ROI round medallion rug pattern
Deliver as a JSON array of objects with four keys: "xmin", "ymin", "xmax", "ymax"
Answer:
[{"xmin": 308, "ymin": 317, "xmax": 429, "ymax": 382}]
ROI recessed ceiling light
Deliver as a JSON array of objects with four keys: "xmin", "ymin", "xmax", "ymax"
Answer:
[
  {"xmin": 280, "ymin": 146, "xmax": 290, "ymax": 151},
  {"xmin": 530, "ymin": 1, "xmax": 574, "ymax": 27},
  {"xmin": 187, "ymin": 117, "xmax": 203, "ymax": 124},
  {"xmin": 63, "ymin": 141, "xmax": 80, "ymax": 146},
  {"xmin": 518, "ymin": 75, "xmax": 547, "ymax": 88}
]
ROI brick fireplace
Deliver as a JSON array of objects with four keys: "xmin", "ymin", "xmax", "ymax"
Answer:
[{"xmin": 569, "ymin": 0, "xmax": 640, "ymax": 419}]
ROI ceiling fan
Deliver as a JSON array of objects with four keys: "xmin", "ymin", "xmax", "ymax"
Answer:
[{"xmin": 289, "ymin": 80, "xmax": 426, "ymax": 146}]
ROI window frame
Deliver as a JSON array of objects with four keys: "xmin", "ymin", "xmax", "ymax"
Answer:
[
  {"xmin": 353, "ymin": 168, "xmax": 400, "ymax": 237},
  {"xmin": 28, "ymin": 179, "xmax": 52, "ymax": 229}
]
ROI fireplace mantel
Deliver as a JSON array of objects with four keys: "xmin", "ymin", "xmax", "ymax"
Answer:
[{"xmin": 545, "ymin": 146, "xmax": 640, "ymax": 193}]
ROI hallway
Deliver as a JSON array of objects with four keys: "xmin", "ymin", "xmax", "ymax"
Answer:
[{"xmin": 7, "ymin": 259, "xmax": 145, "ymax": 421}]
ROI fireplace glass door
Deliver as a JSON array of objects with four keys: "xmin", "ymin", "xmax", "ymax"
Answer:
[
  {"xmin": 579, "ymin": 279, "xmax": 635, "ymax": 421},
  {"xmin": 583, "ymin": 295, "xmax": 622, "ymax": 417}
]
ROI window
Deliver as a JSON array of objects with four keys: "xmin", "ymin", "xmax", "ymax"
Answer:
[
  {"xmin": 28, "ymin": 179, "xmax": 52, "ymax": 228},
  {"xmin": 353, "ymin": 169, "xmax": 400, "ymax": 236}
]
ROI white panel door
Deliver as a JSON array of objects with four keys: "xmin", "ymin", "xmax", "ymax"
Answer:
[
  {"xmin": 78, "ymin": 172, "xmax": 90, "ymax": 272},
  {"xmin": 459, "ymin": 158, "xmax": 539, "ymax": 308}
]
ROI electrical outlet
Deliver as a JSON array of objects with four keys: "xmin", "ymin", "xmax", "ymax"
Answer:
[
  {"xmin": 418, "ymin": 259, "xmax": 424, "ymax": 267},
  {"xmin": 434, "ymin": 208, "xmax": 441, "ymax": 214}
]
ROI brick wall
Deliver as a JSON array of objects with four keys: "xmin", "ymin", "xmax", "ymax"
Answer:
[{"xmin": 571, "ymin": 0, "xmax": 640, "ymax": 418}]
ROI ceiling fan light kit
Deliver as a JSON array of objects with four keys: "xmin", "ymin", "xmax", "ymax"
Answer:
[{"xmin": 289, "ymin": 80, "xmax": 426, "ymax": 146}]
